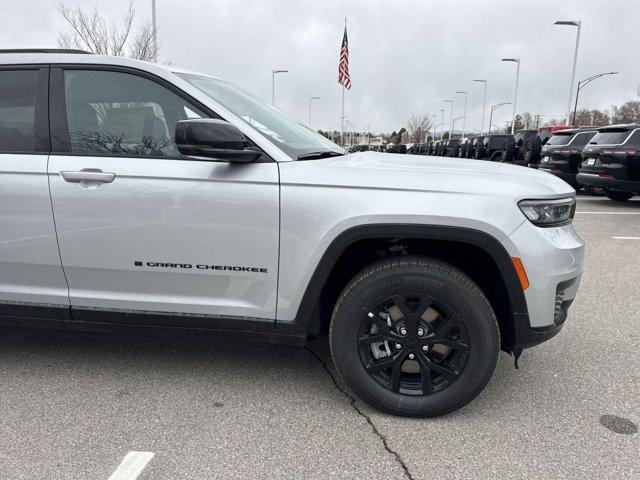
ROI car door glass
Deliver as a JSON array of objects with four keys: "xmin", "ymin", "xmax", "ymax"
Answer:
[
  {"xmin": 0, "ymin": 70, "xmax": 38, "ymax": 153},
  {"xmin": 64, "ymin": 70, "xmax": 206, "ymax": 158}
]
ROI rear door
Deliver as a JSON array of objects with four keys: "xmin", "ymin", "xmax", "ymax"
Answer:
[
  {"xmin": 47, "ymin": 66, "xmax": 280, "ymax": 325},
  {"xmin": 0, "ymin": 66, "xmax": 70, "ymax": 311}
]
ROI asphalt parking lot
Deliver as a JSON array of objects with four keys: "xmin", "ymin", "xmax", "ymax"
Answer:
[{"xmin": 0, "ymin": 194, "xmax": 638, "ymax": 480}]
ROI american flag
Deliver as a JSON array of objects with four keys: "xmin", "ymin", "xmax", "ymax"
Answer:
[{"xmin": 338, "ymin": 25, "xmax": 351, "ymax": 90}]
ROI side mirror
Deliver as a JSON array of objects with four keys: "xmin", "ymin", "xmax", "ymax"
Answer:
[{"xmin": 175, "ymin": 119, "xmax": 262, "ymax": 163}]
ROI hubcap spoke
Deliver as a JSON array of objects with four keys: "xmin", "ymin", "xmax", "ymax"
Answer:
[
  {"xmin": 365, "ymin": 351, "xmax": 405, "ymax": 374},
  {"xmin": 415, "ymin": 352, "xmax": 434, "ymax": 394},
  {"xmin": 431, "ymin": 314, "xmax": 461, "ymax": 341},
  {"xmin": 358, "ymin": 333, "xmax": 386, "ymax": 347},
  {"xmin": 370, "ymin": 315, "xmax": 391, "ymax": 335},
  {"xmin": 434, "ymin": 337, "xmax": 469, "ymax": 352}
]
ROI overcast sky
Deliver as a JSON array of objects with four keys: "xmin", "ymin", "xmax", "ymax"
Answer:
[{"xmin": 3, "ymin": 0, "xmax": 640, "ymax": 133}]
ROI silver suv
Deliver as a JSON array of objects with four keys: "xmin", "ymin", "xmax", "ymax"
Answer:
[{"xmin": 0, "ymin": 50, "xmax": 584, "ymax": 417}]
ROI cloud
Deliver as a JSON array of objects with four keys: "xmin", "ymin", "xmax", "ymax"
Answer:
[{"xmin": 2, "ymin": 0, "xmax": 638, "ymax": 132}]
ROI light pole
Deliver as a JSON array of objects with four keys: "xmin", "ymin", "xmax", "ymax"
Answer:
[
  {"xmin": 271, "ymin": 69, "xmax": 288, "ymax": 106},
  {"xmin": 572, "ymin": 72, "xmax": 618, "ymax": 124},
  {"xmin": 438, "ymin": 109, "xmax": 445, "ymax": 139},
  {"xmin": 456, "ymin": 91, "xmax": 468, "ymax": 138},
  {"xmin": 308, "ymin": 96, "xmax": 320, "ymax": 127},
  {"xmin": 431, "ymin": 114, "xmax": 436, "ymax": 141},
  {"xmin": 151, "ymin": 0, "xmax": 158, "ymax": 62},
  {"xmin": 501, "ymin": 58, "xmax": 520, "ymax": 134},
  {"xmin": 452, "ymin": 116, "xmax": 466, "ymax": 133},
  {"xmin": 489, "ymin": 102, "xmax": 511, "ymax": 134},
  {"xmin": 444, "ymin": 99, "xmax": 454, "ymax": 138},
  {"xmin": 555, "ymin": 20, "xmax": 582, "ymax": 124},
  {"xmin": 473, "ymin": 79, "xmax": 487, "ymax": 135}
]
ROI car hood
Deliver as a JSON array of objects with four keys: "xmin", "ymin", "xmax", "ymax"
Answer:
[{"xmin": 282, "ymin": 152, "xmax": 575, "ymax": 198}]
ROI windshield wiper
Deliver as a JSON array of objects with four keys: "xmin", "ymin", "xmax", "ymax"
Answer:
[{"xmin": 297, "ymin": 150, "xmax": 347, "ymax": 161}]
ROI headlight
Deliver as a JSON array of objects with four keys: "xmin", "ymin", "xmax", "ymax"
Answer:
[{"xmin": 518, "ymin": 197, "xmax": 576, "ymax": 227}]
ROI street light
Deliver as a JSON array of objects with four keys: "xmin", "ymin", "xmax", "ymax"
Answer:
[
  {"xmin": 438, "ymin": 108, "xmax": 445, "ymax": 139},
  {"xmin": 151, "ymin": 0, "xmax": 158, "ymax": 62},
  {"xmin": 572, "ymin": 72, "xmax": 618, "ymax": 124},
  {"xmin": 489, "ymin": 102, "xmax": 511, "ymax": 134},
  {"xmin": 444, "ymin": 99, "xmax": 454, "ymax": 138},
  {"xmin": 501, "ymin": 58, "xmax": 520, "ymax": 134},
  {"xmin": 455, "ymin": 91, "xmax": 468, "ymax": 138},
  {"xmin": 473, "ymin": 80, "xmax": 487, "ymax": 135},
  {"xmin": 555, "ymin": 20, "xmax": 582, "ymax": 124},
  {"xmin": 308, "ymin": 96, "xmax": 320, "ymax": 127},
  {"xmin": 271, "ymin": 69, "xmax": 288, "ymax": 105},
  {"xmin": 431, "ymin": 114, "xmax": 437, "ymax": 141},
  {"xmin": 452, "ymin": 116, "xmax": 466, "ymax": 133}
]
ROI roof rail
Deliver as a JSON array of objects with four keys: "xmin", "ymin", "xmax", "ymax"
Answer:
[{"xmin": 0, "ymin": 49, "xmax": 92, "ymax": 54}]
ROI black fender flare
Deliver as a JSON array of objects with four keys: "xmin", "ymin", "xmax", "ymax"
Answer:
[{"xmin": 281, "ymin": 224, "xmax": 529, "ymax": 347}]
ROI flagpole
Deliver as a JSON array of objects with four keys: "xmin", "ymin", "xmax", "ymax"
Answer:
[
  {"xmin": 340, "ymin": 18, "xmax": 347, "ymax": 147},
  {"xmin": 341, "ymin": 85, "xmax": 345, "ymax": 146}
]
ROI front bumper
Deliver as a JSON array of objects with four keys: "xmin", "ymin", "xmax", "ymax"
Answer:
[{"xmin": 504, "ymin": 220, "xmax": 585, "ymax": 350}]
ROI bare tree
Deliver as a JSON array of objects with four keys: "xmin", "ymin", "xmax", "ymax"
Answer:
[
  {"xmin": 406, "ymin": 113, "xmax": 433, "ymax": 143},
  {"xmin": 573, "ymin": 108, "xmax": 610, "ymax": 126},
  {"xmin": 58, "ymin": 2, "xmax": 157, "ymax": 61},
  {"xmin": 610, "ymin": 101, "xmax": 640, "ymax": 124}
]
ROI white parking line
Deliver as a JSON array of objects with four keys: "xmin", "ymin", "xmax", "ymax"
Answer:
[
  {"xmin": 108, "ymin": 451, "xmax": 154, "ymax": 480},
  {"xmin": 612, "ymin": 236, "xmax": 640, "ymax": 240},
  {"xmin": 577, "ymin": 211, "xmax": 640, "ymax": 215}
]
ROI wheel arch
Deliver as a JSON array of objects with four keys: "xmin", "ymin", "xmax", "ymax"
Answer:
[{"xmin": 283, "ymin": 224, "xmax": 528, "ymax": 353}]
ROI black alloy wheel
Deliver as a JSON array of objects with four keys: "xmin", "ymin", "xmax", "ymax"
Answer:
[
  {"xmin": 330, "ymin": 257, "xmax": 499, "ymax": 417},
  {"xmin": 357, "ymin": 293, "xmax": 469, "ymax": 395}
]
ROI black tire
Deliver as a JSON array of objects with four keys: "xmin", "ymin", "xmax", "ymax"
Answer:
[
  {"xmin": 502, "ymin": 138, "xmax": 516, "ymax": 163},
  {"xmin": 490, "ymin": 151, "xmax": 503, "ymax": 162},
  {"xmin": 523, "ymin": 136, "xmax": 541, "ymax": 165},
  {"xmin": 475, "ymin": 143, "xmax": 485, "ymax": 159},
  {"xmin": 329, "ymin": 257, "xmax": 500, "ymax": 418},
  {"xmin": 605, "ymin": 190, "xmax": 634, "ymax": 202}
]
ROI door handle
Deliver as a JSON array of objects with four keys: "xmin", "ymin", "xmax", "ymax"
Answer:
[{"xmin": 60, "ymin": 169, "xmax": 116, "ymax": 184}]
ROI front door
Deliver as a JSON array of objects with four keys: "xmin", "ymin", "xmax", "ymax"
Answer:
[{"xmin": 47, "ymin": 67, "xmax": 279, "ymax": 322}]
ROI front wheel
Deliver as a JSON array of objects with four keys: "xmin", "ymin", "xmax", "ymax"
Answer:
[
  {"xmin": 329, "ymin": 257, "xmax": 499, "ymax": 417},
  {"xmin": 605, "ymin": 190, "xmax": 634, "ymax": 202}
]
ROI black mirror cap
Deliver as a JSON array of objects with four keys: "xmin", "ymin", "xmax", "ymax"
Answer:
[{"xmin": 175, "ymin": 118, "xmax": 262, "ymax": 163}]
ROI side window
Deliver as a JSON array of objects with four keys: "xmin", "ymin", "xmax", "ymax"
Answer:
[
  {"xmin": 573, "ymin": 132, "xmax": 596, "ymax": 147},
  {"xmin": 63, "ymin": 70, "xmax": 207, "ymax": 157},
  {"xmin": 0, "ymin": 70, "xmax": 38, "ymax": 153},
  {"xmin": 625, "ymin": 129, "xmax": 640, "ymax": 145}
]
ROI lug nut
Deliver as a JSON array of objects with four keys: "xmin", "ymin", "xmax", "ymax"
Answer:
[
  {"xmin": 400, "ymin": 327, "xmax": 407, "ymax": 336},
  {"xmin": 395, "ymin": 343, "xmax": 402, "ymax": 350},
  {"xmin": 417, "ymin": 328, "xmax": 425, "ymax": 336},
  {"xmin": 408, "ymin": 353, "xmax": 415, "ymax": 360},
  {"xmin": 422, "ymin": 345, "xmax": 429, "ymax": 352}
]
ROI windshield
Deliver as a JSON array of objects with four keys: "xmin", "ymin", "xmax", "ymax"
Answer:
[{"xmin": 178, "ymin": 73, "xmax": 343, "ymax": 159}]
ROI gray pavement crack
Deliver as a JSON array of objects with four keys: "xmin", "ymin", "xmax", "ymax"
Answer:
[{"xmin": 305, "ymin": 345, "xmax": 415, "ymax": 480}]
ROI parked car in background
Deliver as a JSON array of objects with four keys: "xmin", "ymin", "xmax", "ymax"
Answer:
[
  {"xmin": 459, "ymin": 137, "xmax": 475, "ymax": 158},
  {"xmin": 577, "ymin": 124, "xmax": 640, "ymax": 201},
  {"xmin": 475, "ymin": 134, "xmax": 511, "ymax": 161},
  {"xmin": 538, "ymin": 128, "xmax": 598, "ymax": 190},
  {"xmin": 502, "ymin": 129, "xmax": 537, "ymax": 165},
  {"xmin": 386, "ymin": 143, "xmax": 407, "ymax": 154},
  {"xmin": 526, "ymin": 125, "xmax": 574, "ymax": 168},
  {"xmin": 469, "ymin": 136, "xmax": 485, "ymax": 159},
  {"xmin": 444, "ymin": 138, "xmax": 461, "ymax": 157}
]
